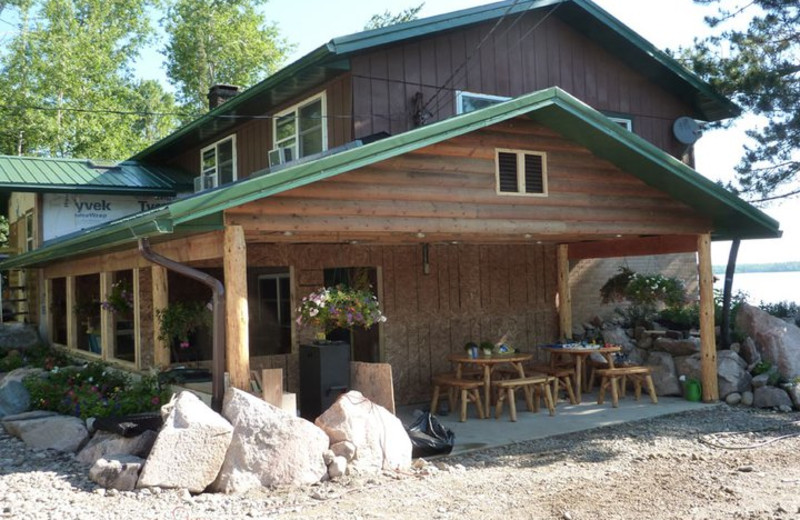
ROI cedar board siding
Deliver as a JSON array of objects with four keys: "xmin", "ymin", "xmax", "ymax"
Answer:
[
  {"xmin": 246, "ymin": 242, "xmax": 559, "ymax": 405},
  {"xmin": 351, "ymin": 14, "xmax": 692, "ymax": 158},
  {"xmin": 226, "ymin": 118, "xmax": 712, "ymax": 242},
  {"xmin": 167, "ymin": 74, "xmax": 353, "ymax": 178}
]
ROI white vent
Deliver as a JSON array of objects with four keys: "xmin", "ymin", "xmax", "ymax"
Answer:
[{"xmin": 268, "ymin": 147, "xmax": 294, "ymax": 168}]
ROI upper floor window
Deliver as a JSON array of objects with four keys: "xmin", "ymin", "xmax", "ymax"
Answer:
[
  {"xmin": 456, "ymin": 91, "xmax": 510, "ymax": 114},
  {"xmin": 272, "ymin": 92, "xmax": 327, "ymax": 164},
  {"xmin": 197, "ymin": 135, "xmax": 236, "ymax": 191},
  {"xmin": 607, "ymin": 115, "xmax": 633, "ymax": 131},
  {"xmin": 496, "ymin": 149, "xmax": 547, "ymax": 196},
  {"xmin": 25, "ymin": 212, "xmax": 34, "ymax": 252}
]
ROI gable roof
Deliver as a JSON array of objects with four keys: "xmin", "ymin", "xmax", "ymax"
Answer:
[
  {"xmin": 0, "ymin": 155, "xmax": 193, "ymax": 195},
  {"xmin": 132, "ymin": 0, "xmax": 738, "ymax": 163},
  {"xmin": 0, "ymin": 87, "xmax": 779, "ymax": 270}
]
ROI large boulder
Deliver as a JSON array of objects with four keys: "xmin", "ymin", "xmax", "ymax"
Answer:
[
  {"xmin": 212, "ymin": 387, "xmax": 329, "ymax": 493},
  {"xmin": 753, "ymin": 386, "xmax": 793, "ymax": 410},
  {"xmin": 76, "ymin": 429, "xmax": 157, "ymax": 466},
  {"xmin": 315, "ymin": 391, "xmax": 411, "ymax": 474},
  {"xmin": 89, "ymin": 455, "xmax": 145, "ymax": 491},
  {"xmin": 652, "ymin": 337, "xmax": 700, "ymax": 357},
  {"xmin": 0, "ymin": 323, "xmax": 41, "ymax": 353},
  {"xmin": 601, "ymin": 327, "xmax": 636, "ymax": 355},
  {"xmin": 717, "ymin": 350, "xmax": 752, "ymax": 398},
  {"xmin": 739, "ymin": 337, "xmax": 762, "ymax": 367},
  {"xmin": 645, "ymin": 352, "xmax": 681, "ymax": 395},
  {"xmin": 0, "ymin": 368, "xmax": 41, "ymax": 418},
  {"xmin": 2, "ymin": 411, "xmax": 88, "ymax": 452},
  {"xmin": 674, "ymin": 354, "xmax": 702, "ymax": 382},
  {"xmin": 736, "ymin": 304, "xmax": 800, "ymax": 379},
  {"xmin": 137, "ymin": 391, "xmax": 233, "ymax": 493}
]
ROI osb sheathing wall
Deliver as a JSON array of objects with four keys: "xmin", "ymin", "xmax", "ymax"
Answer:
[{"xmin": 247, "ymin": 242, "xmax": 559, "ymax": 405}]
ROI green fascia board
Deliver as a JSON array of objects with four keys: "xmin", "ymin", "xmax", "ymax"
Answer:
[
  {"xmin": 0, "ymin": 87, "xmax": 776, "ymax": 270},
  {"xmin": 132, "ymin": 0, "xmax": 735, "ymax": 163}
]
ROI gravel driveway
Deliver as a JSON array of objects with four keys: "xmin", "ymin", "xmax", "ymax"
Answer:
[{"xmin": 2, "ymin": 406, "xmax": 799, "ymax": 519}]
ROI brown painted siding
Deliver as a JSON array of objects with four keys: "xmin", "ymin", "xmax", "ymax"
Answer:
[
  {"xmin": 351, "ymin": 14, "xmax": 692, "ymax": 157},
  {"xmin": 226, "ymin": 118, "xmax": 712, "ymax": 242},
  {"xmin": 168, "ymin": 74, "xmax": 352, "ymax": 178},
  {"xmin": 247, "ymin": 242, "xmax": 558, "ymax": 405}
]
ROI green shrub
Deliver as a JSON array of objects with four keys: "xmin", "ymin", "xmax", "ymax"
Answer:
[
  {"xmin": 751, "ymin": 361, "xmax": 772, "ymax": 376},
  {"xmin": 23, "ymin": 361, "xmax": 170, "ymax": 420},
  {"xmin": 0, "ymin": 351, "xmax": 24, "ymax": 372},
  {"xmin": 601, "ymin": 267, "xmax": 688, "ymax": 327}
]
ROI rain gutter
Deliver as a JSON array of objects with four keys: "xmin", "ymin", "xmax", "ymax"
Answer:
[{"xmin": 138, "ymin": 238, "xmax": 226, "ymax": 412}]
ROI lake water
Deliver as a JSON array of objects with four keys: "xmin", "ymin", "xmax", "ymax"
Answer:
[{"xmin": 714, "ymin": 271, "xmax": 800, "ymax": 304}]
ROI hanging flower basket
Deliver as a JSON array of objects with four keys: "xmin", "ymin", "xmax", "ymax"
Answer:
[{"xmin": 296, "ymin": 284, "xmax": 387, "ymax": 337}]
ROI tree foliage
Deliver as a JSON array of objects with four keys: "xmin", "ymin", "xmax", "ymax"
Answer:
[
  {"xmin": 161, "ymin": 0, "xmax": 291, "ymax": 116},
  {"xmin": 687, "ymin": 1, "xmax": 800, "ymax": 201},
  {"xmin": 0, "ymin": 0, "xmax": 178, "ymax": 159},
  {"xmin": 364, "ymin": 3, "xmax": 424, "ymax": 30}
]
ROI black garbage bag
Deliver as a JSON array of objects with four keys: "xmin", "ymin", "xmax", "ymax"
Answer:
[{"xmin": 406, "ymin": 412, "xmax": 455, "ymax": 458}]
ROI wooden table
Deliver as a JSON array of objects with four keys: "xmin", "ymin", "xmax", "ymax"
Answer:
[
  {"xmin": 539, "ymin": 345, "xmax": 621, "ymax": 404},
  {"xmin": 447, "ymin": 352, "xmax": 533, "ymax": 418}
]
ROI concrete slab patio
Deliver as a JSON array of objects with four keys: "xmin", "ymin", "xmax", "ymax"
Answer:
[{"xmin": 398, "ymin": 392, "xmax": 714, "ymax": 455}]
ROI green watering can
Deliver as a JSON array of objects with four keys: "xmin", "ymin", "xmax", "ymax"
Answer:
[{"xmin": 683, "ymin": 379, "xmax": 702, "ymax": 402}]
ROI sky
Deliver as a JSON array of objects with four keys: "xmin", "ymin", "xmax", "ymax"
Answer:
[{"xmin": 136, "ymin": 0, "xmax": 794, "ymax": 265}]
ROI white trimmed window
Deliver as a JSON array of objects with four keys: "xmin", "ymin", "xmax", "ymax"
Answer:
[
  {"xmin": 198, "ymin": 135, "xmax": 236, "ymax": 191},
  {"xmin": 456, "ymin": 91, "xmax": 510, "ymax": 114},
  {"xmin": 606, "ymin": 114, "xmax": 633, "ymax": 131},
  {"xmin": 495, "ymin": 149, "xmax": 547, "ymax": 196},
  {"xmin": 272, "ymin": 92, "xmax": 327, "ymax": 161}
]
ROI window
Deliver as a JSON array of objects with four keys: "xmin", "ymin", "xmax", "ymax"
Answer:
[
  {"xmin": 24, "ymin": 212, "xmax": 34, "ymax": 251},
  {"xmin": 496, "ymin": 149, "xmax": 547, "ymax": 196},
  {"xmin": 456, "ymin": 91, "xmax": 510, "ymax": 114},
  {"xmin": 256, "ymin": 273, "xmax": 291, "ymax": 355},
  {"xmin": 606, "ymin": 114, "xmax": 633, "ymax": 131},
  {"xmin": 273, "ymin": 92, "xmax": 327, "ymax": 161},
  {"xmin": 198, "ymin": 135, "xmax": 236, "ymax": 190}
]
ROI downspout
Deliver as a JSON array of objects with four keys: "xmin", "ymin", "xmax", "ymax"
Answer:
[{"xmin": 138, "ymin": 238, "xmax": 226, "ymax": 412}]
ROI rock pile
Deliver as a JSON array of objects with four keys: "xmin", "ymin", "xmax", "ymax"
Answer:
[
  {"xmin": 0, "ymin": 386, "xmax": 412, "ymax": 495},
  {"xmin": 581, "ymin": 303, "xmax": 800, "ymax": 411}
]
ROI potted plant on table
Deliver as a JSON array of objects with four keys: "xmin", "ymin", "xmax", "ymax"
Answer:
[
  {"xmin": 295, "ymin": 284, "xmax": 387, "ymax": 420},
  {"xmin": 156, "ymin": 301, "xmax": 212, "ymax": 383}
]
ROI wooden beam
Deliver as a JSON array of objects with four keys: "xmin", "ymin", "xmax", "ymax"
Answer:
[
  {"xmin": 557, "ymin": 244, "xmax": 572, "ymax": 340},
  {"xmin": 66, "ymin": 276, "xmax": 77, "ymax": 349},
  {"xmin": 697, "ymin": 233, "xmax": 718, "ymax": 402},
  {"xmin": 261, "ymin": 368, "xmax": 283, "ymax": 407},
  {"xmin": 151, "ymin": 265, "xmax": 170, "ymax": 368},
  {"xmin": 224, "ymin": 225, "xmax": 250, "ymax": 391},
  {"xmin": 568, "ymin": 235, "xmax": 699, "ymax": 260},
  {"xmin": 44, "ymin": 279, "xmax": 53, "ymax": 344},
  {"xmin": 133, "ymin": 268, "xmax": 142, "ymax": 370}
]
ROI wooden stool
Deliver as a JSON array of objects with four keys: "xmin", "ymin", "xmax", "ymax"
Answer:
[
  {"xmin": 531, "ymin": 365, "xmax": 577, "ymax": 405},
  {"xmin": 492, "ymin": 374, "xmax": 555, "ymax": 421},
  {"xmin": 596, "ymin": 366, "xmax": 658, "ymax": 408},
  {"xmin": 586, "ymin": 358, "xmax": 609, "ymax": 390},
  {"xmin": 430, "ymin": 373, "xmax": 485, "ymax": 422}
]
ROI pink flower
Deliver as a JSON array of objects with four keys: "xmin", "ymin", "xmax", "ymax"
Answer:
[{"xmin": 180, "ymin": 341, "xmax": 190, "ymax": 349}]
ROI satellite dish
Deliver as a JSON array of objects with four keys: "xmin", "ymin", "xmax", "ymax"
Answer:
[{"xmin": 673, "ymin": 116, "xmax": 702, "ymax": 145}]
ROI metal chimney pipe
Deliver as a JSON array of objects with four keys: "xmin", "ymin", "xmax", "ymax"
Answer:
[{"xmin": 138, "ymin": 238, "xmax": 226, "ymax": 412}]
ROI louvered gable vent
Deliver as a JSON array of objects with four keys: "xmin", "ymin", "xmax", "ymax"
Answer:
[{"xmin": 495, "ymin": 149, "xmax": 547, "ymax": 196}]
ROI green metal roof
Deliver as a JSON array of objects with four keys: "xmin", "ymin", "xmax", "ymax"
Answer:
[
  {"xmin": 0, "ymin": 87, "xmax": 779, "ymax": 270},
  {"xmin": 132, "ymin": 0, "xmax": 737, "ymax": 163},
  {"xmin": 0, "ymin": 155, "xmax": 193, "ymax": 195}
]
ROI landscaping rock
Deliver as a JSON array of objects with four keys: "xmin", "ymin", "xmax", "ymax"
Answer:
[
  {"xmin": 76, "ymin": 429, "xmax": 157, "ymax": 466},
  {"xmin": 751, "ymin": 373, "xmax": 771, "ymax": 389},
  {"xmin": 753, "ymin": 386, "xmax": 793, "ymax": 410},
  {"xmin": 674, "ymin": 354, "xmax": 702, "ymax": 382},
  {"xmin": 717, "ymin": 350, "xmax": 752, "ymax": 398},
  {"xmin": 89, "ymin": 455, "xmax": 145, "ymax": 491},
  {"xmin": 736, "ymin": 304, "xmax": 800, "ymax": 379},
  {"xmin": 645, "ymin": 352, "xmax": 681, "ymax": 396},
  {"xmin": 212, "ymin": 387, "xmax": 328, "ymax": 493},
  {"xmin": 0, "ymin": 323, "xmax": 41, "ymax": 353},
  {"xmin": 741, "ymin": 391, "xmax": 754, "ymax": 406},
  {"xmin": 739, "ymin": 337, "xmax": 762, "ymax": 366},
  {"xmin": 601, "ymin": 327, "xmax": 635, "ymax": 354},
  {"xmin": 137, "ymin": 391, "xmax": 233, "ymax": 493},
  {"xmin": 328, "ymin": 456, "xmax": 347, "ymax": 479},
  {"xmin": 315, "ymin": 391, "xmax": 411, "ymax": 474},
  {"xmin": 652, "ymin": 337, "xmax": 700, "ymax": 357},
  {"xmin": 784, "ymin": 383, "xmax": 800, "ymax": 409},
  {"xmin": 2, "ymin": 411, "xmax": 88, "ymax": 452},
  {"xmin": 330, "ymin": 440, "xmax": 357, "ymax": 462},
  {"xmin": 0, "ymin": 368, "xmax": 41, "ymax": 418},
  {"xmin": 726, "ymin": 392, "xmax": 742, "ymax": 406}
]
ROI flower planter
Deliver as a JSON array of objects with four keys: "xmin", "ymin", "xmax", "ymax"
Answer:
[{"xmin": 299, "ymin": 341, "xmax": 350, "ymax": 421}]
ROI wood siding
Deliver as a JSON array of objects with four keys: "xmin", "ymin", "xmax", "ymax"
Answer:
[
  {"xmin": 351, "ymin": 14, "xmax": 693, "ymax": 158},
  {"xmin": 168, "ymin": 74, "xmax": 352, "ymax": 178},
  {"xmin": 247, "ymin": 242, "xmax": 559, "ymax": 405},
  {"xmin": 226, "ymin": 118, "xmax": 712, "ymax": 244}
]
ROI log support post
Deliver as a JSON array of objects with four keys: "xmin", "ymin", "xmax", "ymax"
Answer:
[
  {"xmin": 100, "ymin": 271, "xmax": 113, "ymax": 361},
  {"xmin": 224, "ymin": 225, "xmax": 250, "ymax": 390},
  {"xmin": 66, "ymin": 276, "xmax": 77, "ymax": 349},
  {"xmin": 697, "ymin": 233, "xmax": 718, "ymax": 402},
  {"xmin": 557, "ymin": 244, "xmax": 573, "ymax": 340},
  {"xmin": 151, "ymin": 265, "xmax": 170, "ymax": 368}
]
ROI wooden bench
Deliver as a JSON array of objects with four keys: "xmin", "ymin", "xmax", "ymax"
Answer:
[
  {"xmin": 430, "ymin": 374, "xmax": 485, "ymax": 422},
  {"xmin": 531, "ymin": 365, "xmax": 577, "ymax": 405},
  {"xmin": 492, "ymin": 374, "xmax": 555, "ymax": 421},
  {"xmin": 596, "ymin": 366, "xmax": 658, "ymax": 408}
]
